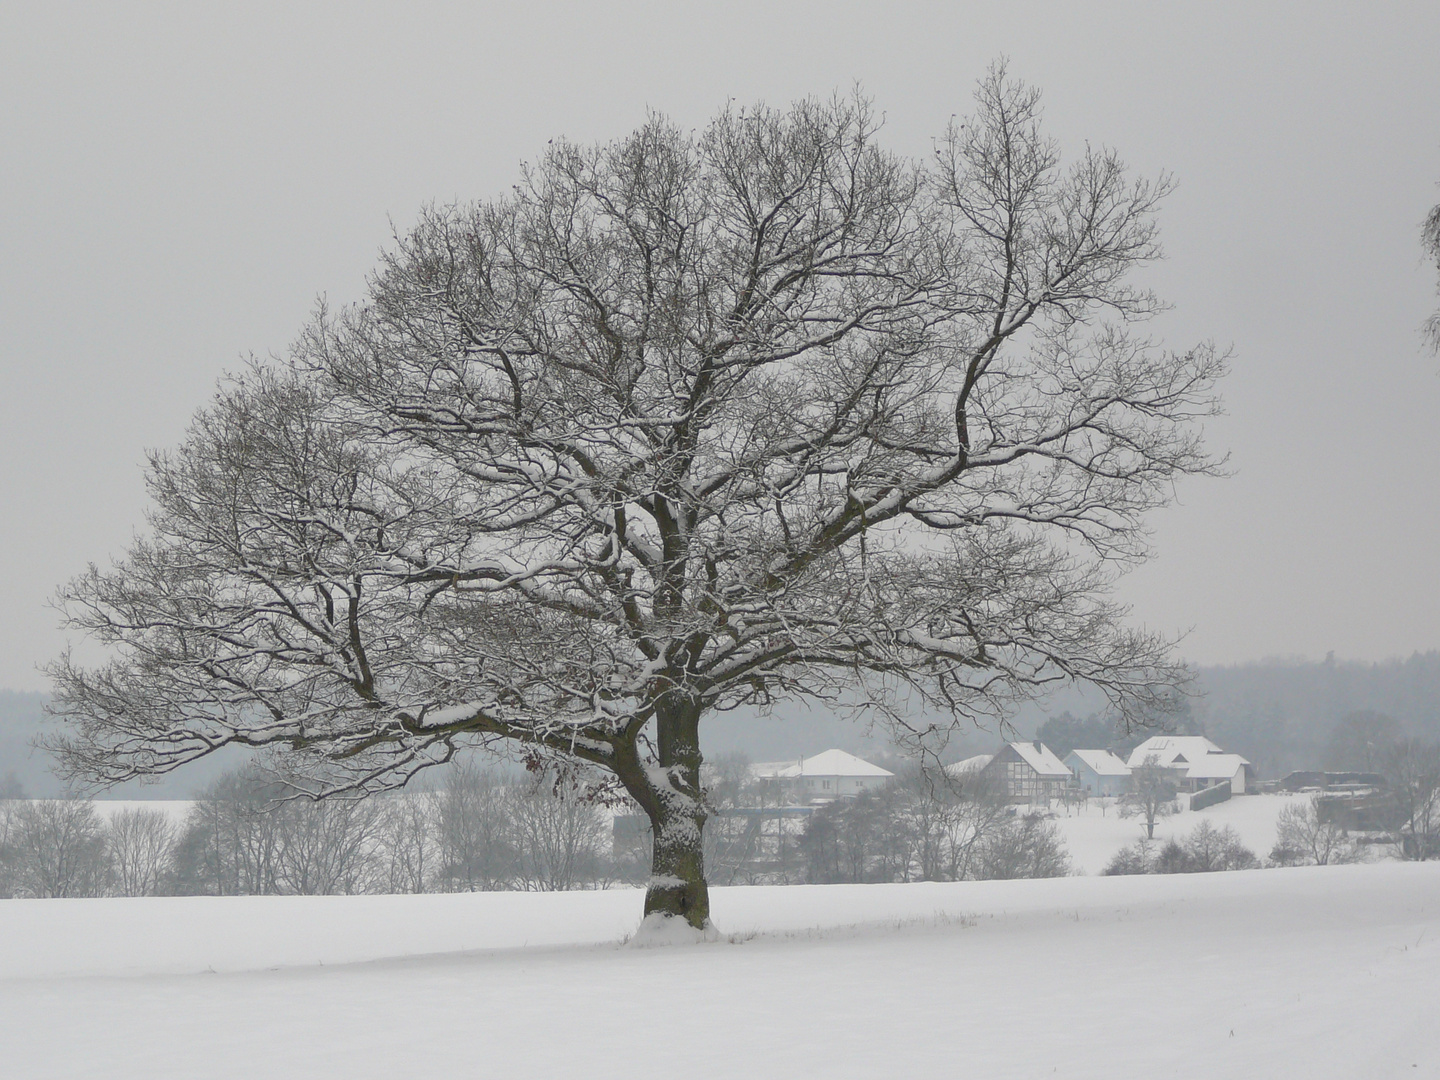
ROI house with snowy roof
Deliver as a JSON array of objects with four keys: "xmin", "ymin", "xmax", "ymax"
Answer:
[
  {"xmin": 976, "ymin": 741, "xmax": 1073, "ymax": 804},
  {"xmin": 1064, "ymin": 748, "xmax": 1131, "ymax": 797},
  {"xmin": 943, "ymin": 753, "xmax": 994, "ymax": 780},
  {"xmin": 1125, "ymin": 736, "xmax": 1252, "ymax": 795},
  {"xmin": 750, "ymin": 749, "xmax": 894, "ymax": 803}
]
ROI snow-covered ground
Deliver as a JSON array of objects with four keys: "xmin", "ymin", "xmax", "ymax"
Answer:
[
  {"xmin": 1048, "ymin": 791, "xmax": 1316, "ymax": 874},
  {"xmin": 2, "ymin": 863, "xmax": 1437, "ymax": 1079}
]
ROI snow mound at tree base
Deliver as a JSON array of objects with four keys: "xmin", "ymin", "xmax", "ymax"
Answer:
[{"xmin": 626, "ymin": 912, "xmax": 721, "ymax": 947}]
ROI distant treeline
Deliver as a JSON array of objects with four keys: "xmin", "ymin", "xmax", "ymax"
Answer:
[
  {"xmin": 4, "ymin": 652, "xmax": 1440, "ymax": 791},
  {"xmin": 0, "ymin": 762, "xmax": 1075, "ymax": 898},
  {"xmin": 0, "ymin": 764, "xmax": 624, "ymax": 899},
  {"xmin": 1031, "ymin": 653, "xmax": 1440, "ymax": 779},
  {"xmin": 1194, "ymin": 653, "xmax": 1440, "ymax": 777}
]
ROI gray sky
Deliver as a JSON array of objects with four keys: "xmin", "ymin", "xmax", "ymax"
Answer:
[{"xmin": 2, "ymin": 2, "xmax": 1438, "ymax": 692}]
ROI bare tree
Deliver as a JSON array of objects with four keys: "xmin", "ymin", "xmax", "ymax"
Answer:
[
  {"xmin": 894, "ymin": 766, "xmax": 1013, "ymax": 882},
  {"xmin": 799, "ymin": 791, "xmax": 894, "ymax": 884},
  {"xmin": 1103, "ymin": 836, "xmax": 1155, "ymax": 875},
  {"xmin": 170, "ymin": 770, "xmax": 285, "ymax": 895},
  {"xmin": 376, "ymin": 789, "xmax": 440, "ymax": 894},
  {"xmin": 170, "ymin": 769, "xmax": 386, "ymax": 895},
  {"xmin": 49, "ymin": 67, "xmax": 1224, "ymax": 930},
  {"xmin": 271, "ymin": 796, "xmax": 385, "ymax": 895},
  {"xmin": 1, "ymin": 799, "xmax": 111, "ymax": 897},
  {"xmin": 1179, "ymin": 820, "xmax": 1256, "ymax": 872},
  {"xmin": 895, "ymin": 769, "xmax": 958, "ymax": 882},
  {"xmin": 1424, "ymin": 197, "xmax": 1440, "ymax": 352},
  {"xmin": 1123, "ymin": 755, "xmax": 1179, "ymax": 840},
  {"xmin": 798, "ymin": 767, "xmax": 1058, "ymax": 884},
  {"xmin": 1385, "ymin": 738, "xmax": 1440, "ymax": 860},
  {"xmin": 699, "ymin": 752, "xmax": 762, "ymax": 886},
  {"xmin": 106, "ymin": 807, "xmax": 176, "ymax": 896},
  {"xmin": 432, "ymin": 761, "xmax": 518, "ymax": 891},
  {"xmin": 1270, "ymin": 797, "xmax": 1358, "ymax": 867},
  {"xmin": 510, "ymin": 769, "xmax": 611, "ymax": 891},
  {"xmin": 0, "ymin": 797, "xmax": 21, "ymax": 897},
  {"xmin": 976, "ymin": 813, "xmax": 1071, "ymax": 880}
]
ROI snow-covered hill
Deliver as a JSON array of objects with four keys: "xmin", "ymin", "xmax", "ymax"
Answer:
[
  {"xmin": 2, "ymin": 863, "xmax": 1436, "ymax": 1078},
  {"xmin": 1048, "ymin": 791, "xmax": 1316, "ymax": 874}
]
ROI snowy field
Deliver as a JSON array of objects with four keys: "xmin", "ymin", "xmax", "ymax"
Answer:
[
  {"xmin": 1049, "ymin": 791, "xmax": 1314, "ymax": 874},
  {"xmin": 2, "ymin": 862, "xmax": 1437, "ymax": 1079}
]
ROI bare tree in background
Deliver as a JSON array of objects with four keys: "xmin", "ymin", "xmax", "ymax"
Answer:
[
  {"xmin": 271, "ymin": 795, "xmax": 385, "ymax": 895},
  {"xmin": 0, "ymin": 798, "xmax": 20, "ymax": 897},
  {"xmin": 1270, "ymin": 797, "xmax": 1358, "ymax": 867},
  {"xmin": 171, "ymin": 770, "xmax": 386, "ymax": 894},
  {"xmin": 941, "ymin": 770, "xmax": 1018, "ymax": 881},
  {"xmin": 1176, "ymin": 820, "xmax": 1256, "ymax": 872},
  {"xmin": 107, "ymin": 807, "xmax": 176, "ymax": 896},
  {"xmin": 896, "ymin": 769, "xmax": 958, "ymax": 882},
  {"xmin": 433, "ymin": 761, "xmax": 517, "ymax": 891},
  {"xmin": 1424, "ymin": 197, "xmax": 1440, "ymax": 352},
  {"xmin": 377, "ymin": 789, "xmax": 440, "ymax": 894},
  {"xmin": 888, "ymin": 766, "xmax": 1012, "ymax": 882},
  {"xmin": 1123, "ymin": 755, "xmax": 1179, "ymax": 840},
  {"xmin": 0, "ymin": 799, "xmax": 110, "ymax": 898},
  {"xmin": 49, "ymin": 66, "xmax": 1224, "ymax": 931},
  {"xmin": 697, "ymin": 752, "xmax": 753, "ymax": 885},
  {"xmin": 976, "ymin": 813, "xmax": 1071, "ymax": 880},
  {"xmin": 171, "ymin": 770, "xmax": 284, "ymax": 895},
  {"xmin": 510, "ymin": 769, "xmax": 611, "ymax": 891},
  {"xmin": 797, "ymin": 766, "xmax": 1055, "ymax": 884},
  {"xmin": 1386, "ymin": 738, "xmax": 1440, "ymax": 860}
]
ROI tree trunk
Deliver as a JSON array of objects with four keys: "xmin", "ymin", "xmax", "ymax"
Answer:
[{"xmin": 621, "ymin": 693, "xmax": 711, "ymax": 930}]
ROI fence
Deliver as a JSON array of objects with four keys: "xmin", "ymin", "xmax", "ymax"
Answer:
[{"xmin": 1188, "ymin": 782, "xmax": 1232, "ymax": 812}]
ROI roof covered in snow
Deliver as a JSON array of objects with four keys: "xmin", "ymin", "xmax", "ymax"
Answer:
[
  {"xmin": 1126, "ymin": 736, "xmax": 1225, "ymax": 769},
  {"xmin": 751, "ymin": 749, "xmax": 893, "ymax": 779},
  {"xmin": 1181, "ymin": 753, "xmax": 1249, "ymax": 780},
  {"xmin": 1126, "ymin": 736, "xmax": 1250, "ymax": 781},
  {"xmin": 944, "ymin": 754, "xmax": 994, "ymax": 778},
  {"xmin": 1005, "ymin": 741, "xmax": 1071, "ymax": 778},
  {"xmin": 1065, "ymin": 749, "xmax": 1131, "ymax": 776}
]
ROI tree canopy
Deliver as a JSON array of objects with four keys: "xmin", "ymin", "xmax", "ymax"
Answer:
[{"xmin": 50, "ymin": 67, "xmax": 1225, "ymax": 930}]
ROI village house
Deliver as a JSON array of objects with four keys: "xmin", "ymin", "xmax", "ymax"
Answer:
[
  {"xmin": 1064, "ymin": 748, "xmax": 1131, "ymax": 797},
  {"xmin": 974, "ymin": 741, "xmax": 1073, "ymax": 804},
  {"xmin": 1125, "ymin": 736, "xmax": 1252, "ymax": 795},
  {"xmin": 749, "ymin": 748, "xmax": 894, "ymax": 804}
]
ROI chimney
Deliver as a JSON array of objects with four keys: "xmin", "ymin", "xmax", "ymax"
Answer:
[{"xmin": 1034, "ymin": 740, "xmax": 1042, "ymax": 752}]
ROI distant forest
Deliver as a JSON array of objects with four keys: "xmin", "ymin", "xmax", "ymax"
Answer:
[
  {"xmin": 1190, "ymin": 652, "xmax": 1440, "ymax": 777},
  {"xmin": 4, "ymin": 652, "xmax": 1439, "ymax": 795}
]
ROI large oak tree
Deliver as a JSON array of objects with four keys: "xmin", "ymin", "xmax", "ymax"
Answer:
[{"xmin": 51, "ymin": 68, "xmax": 1225, "ymax": 932}]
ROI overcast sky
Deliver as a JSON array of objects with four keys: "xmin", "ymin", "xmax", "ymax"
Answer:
[{"xmin": 2, "ymin": 2, "xmax": 1437, "ymax": 692}]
